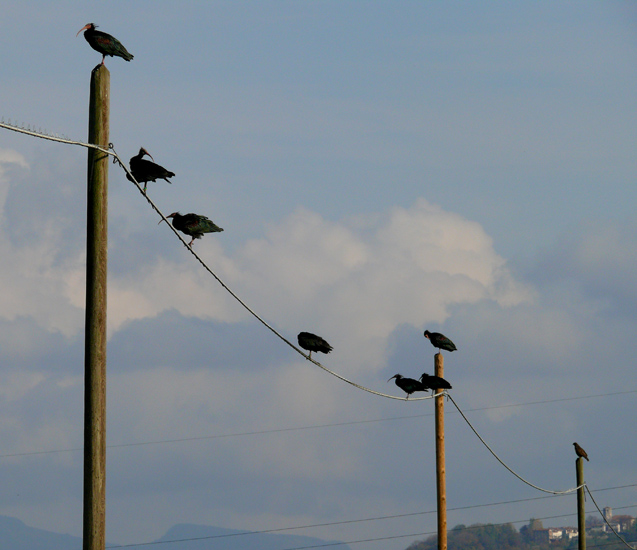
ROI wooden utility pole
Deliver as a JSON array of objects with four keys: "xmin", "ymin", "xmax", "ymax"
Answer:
[
  {"xmin": 576, "ymin": 457, "xmax": 586, "ymax": 550},
  {"xmin": 83, "ymin": 64, "xmax": 110, "ymax": 550},
  {"xmin": 434, "ymin": 352, "xmax": 447, "ymax": 550}
]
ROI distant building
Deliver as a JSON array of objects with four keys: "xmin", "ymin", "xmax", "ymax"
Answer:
[
  {"xmin": 523, "ymin": 509, "xmax": 635, "ymax": 545},
  {"xmin": 530, "ymin": 528, "xmax": 549, "ymax": 544},
  {"xmin": 548, "ymin": 527, "xmax": 578, "ymax": 541},
  {"xmin": 601, "ymin": 506, "xmax": 635, "ymax": 533}
]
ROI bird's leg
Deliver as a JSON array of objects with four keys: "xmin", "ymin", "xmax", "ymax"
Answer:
[
  {"xmin": 101, "ymin": 55, "xmax": 105, "ymax": 65},
  {"xmin": 309, "ymin": 351, "xmax": 312, "ymax": 360},
  {"xmin": 188, "ymin": 238, "xmax": 194, "ymax": 247},
  {"xmin": 143, "ymin": 182, "xmax": 148, "ymax": 193}
]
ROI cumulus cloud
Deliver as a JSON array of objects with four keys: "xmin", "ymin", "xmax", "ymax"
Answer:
[
  {"xmin": 97, "ymin": 199, "xmax": 532, "ymax": 382},
  {"xmin": 1, "ymin": 150, "xmax": 531, "ymax": 372},
  {"xmin": 224, "ymin": 200, "xmax": 531, "ymax": 371}
]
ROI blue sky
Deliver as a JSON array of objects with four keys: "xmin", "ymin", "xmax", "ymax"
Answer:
[{"xmin": 1, "ymin": 2, "xmax": 636, "ymax": 549}]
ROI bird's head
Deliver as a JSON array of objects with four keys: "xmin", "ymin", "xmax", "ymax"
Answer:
[
  {"xmin": 139, "ymin": 147, "xmax": 154, "ymax": 161},
  {"xmin": 76, "ymin": 23, "xmax": 96, "ymax": 37},
  {"xmin": 158, "ymin": 212, "xmax": 180, "ymax": 225},
  {"xmin": 424, "ymin": 330, "xmax": 431, "ymax": 339},
  {"xmin": 420, "ymin": 372, "xmax": 430, "ymax": 381},
  {"xmin": 387, "ymin": 374, "xmax": 402, "ymax": 382}
]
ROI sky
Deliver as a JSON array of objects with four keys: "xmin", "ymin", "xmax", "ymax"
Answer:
[{"xmin": 1, "ymin": 2, "xmax": 636, "ymax": 549}]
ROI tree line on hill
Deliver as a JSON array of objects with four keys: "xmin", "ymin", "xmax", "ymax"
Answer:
[{"xmin": 406, "ymin": 517, "xmax": 637, "ymax": 550}]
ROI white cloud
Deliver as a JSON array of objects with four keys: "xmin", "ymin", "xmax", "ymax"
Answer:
[
  {"xmin": 1, "ymin": 153, "xmax": 531, "ymax": 373},
  {"xmin": 106, "ymin": 253, "xmax": 245, "ymax": 336},
  {"xmin": 225, "ymin": 200, "xmax": 531, "ymax": 371}
]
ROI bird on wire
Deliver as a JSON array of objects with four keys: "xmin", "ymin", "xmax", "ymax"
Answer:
[
  {"xmin": 160, "ymin": 212, "xmax": 223, "ymax": 247},
  {"xmin": 388, "ymin": 374, "xmax": 428, "ymax": 399},
  {"xmin": 297, "ymin": 332, "xmax": 333, "ymax": 360},
  {"xmin": 573, "ymin": 442, "xmax": 589, "ymax": 461},
  {"xmin": 424, "ymin": 330, "xmax": 457, "ymax": 353},
  {"xmin": 419, "ymin": 372, "xmax": 452, "ymax": 391},
  {"xmin": 77, "ymin": 23, "xmax": 134, "ymax": 65},
  {"xmin": 127, "ymin": 147, "xmax": 175, "ymax": 192}
]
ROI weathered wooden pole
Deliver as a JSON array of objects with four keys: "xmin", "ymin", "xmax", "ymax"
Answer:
[
  {"xmin": 434, "ymin": 352, "xmax": 447, "ymax": 550},
  {"xmin": 83, "ymin": 64, "xmax": 110, "ymax": 550},
  {"xmin": 576, "ymin": 457, "xmax": 586, "ymax": 550}
]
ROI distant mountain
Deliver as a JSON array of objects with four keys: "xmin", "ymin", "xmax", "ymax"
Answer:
[
  {"xmin": 152, "ymin": 523, "xmax": 352, "ymax": 550},
  {"xmin": 0, "ymin": 515, "xmax": 352, "ymax": 550},
  {"xmin": 0, "ymin": 515, "xmax": 82, "ymax": 550}
]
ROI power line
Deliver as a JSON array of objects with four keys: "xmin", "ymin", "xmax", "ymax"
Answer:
[
  {"xmin": 0, "ymin": 119, "xmax": 111, "ymax": 156},
  {"xmin": 99, "ymin": 489, "xmax": 637, "ymax": 548},
  {"xmin": 0, "ymin": 122, "xmax": 424, "ymax": 402},
  {"xmin": 1, "ymin": 388, "xmax": 635, "ymax": 460},
  {"xmin": 281, "ymin": 507, "xmax": 637, "ymax": 550},
  {"xmin": 108, "ymin": 142, "xmax": 438, "ymax": 403},
  {"xmin": 448, "ymin": 393, "xmax": 583, "ymax": 495},
  {"xmin": 276, "ymin": 507, "xmax": 637, "ymax": 550},
  {"xmin": 1, "ymin": 119, "xmax": 432, "ymax": 401},
  {"xmin": 102, "ymin": 502, "xmax": 637, "ymax": 550},
  {"xmin": 586, "ymin": 486, "xmax": 636, "ymax": 550},
  {"xmin": 464, "ymin": 389, "xmax": 637, "ymax": 413}
]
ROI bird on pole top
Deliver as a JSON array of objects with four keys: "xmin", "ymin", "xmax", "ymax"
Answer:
[
  {"xmin": 573, "ymin": 442, "xmax": 589, "ymax": 461},
  {"xmin": 424, "ymin": 330, "xmax": 457, "ymax": 353},
  {"xmin": 77, "ymin": 23, "xmax": 134, "ymax": 65},
  {"xmin": 419, "ymin": 372, "xmax": 452, "ymax": 391}
]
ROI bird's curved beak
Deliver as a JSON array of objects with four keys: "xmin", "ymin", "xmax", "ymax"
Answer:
[
  {"xmin": 158, "ymin": 218, "xmax": 167, "ymax": 225},
  {"xmin": 387, "ymin": 375, "xmax": 397, "ymax": 382},
  {"xmin": 141, "ymin": 148, "xmax": 154, "ymax": 162},
  {"xmin": 76, "ymin": 24, "xmax": 92, "ymax": 37}
]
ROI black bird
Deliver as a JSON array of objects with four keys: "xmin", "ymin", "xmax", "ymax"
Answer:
[
  {"xmin": 388, "ymin": 374, "xmax": 428, "ymax": 399},
  {"xmin": 297, "ymin": 332, "xmax": 333, "ymax": 359},
  {"xmin": 573, "ymin": 442, "xmax": 589, "ymax": 462},
  {"xmin": 127, "ymin": 147, "xmax": 175, "ymax": 192},
  {"xmin": 419, "ymin": 372, "xmax": 452, "ymax": 391},
  {"xmin": 77, "ymin": 23, "xmax": 134, "ymax": 65},
  {"xmin": 160, "ymin": 212, "xmax": 223, "ymax": 247},
  {"xmin": 424, "ymin": 330, "xmax": 457, "ymax": 352}
]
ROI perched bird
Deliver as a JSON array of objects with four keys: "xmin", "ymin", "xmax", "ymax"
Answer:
[
  {"xmin": 419, "ymin": 372, "xmax": 452, "ymax": 391},
  {"xmin": 388, "ymin": 374, "xmax": 428, "ymax": 399},
  {"xmin": 424, "ymin": 330, "xmax": 457, "ymax": 352},
  {"xmin": 297, "ymin": 332, "xmax": 333, "ymax": 359},
  {"xmin": 127, "ymin": 147, "xmax": 175, "ymax": 192},
  {"xmin": 77, "ymin": 23, "xmax": 133, "ymax": 65},
  {"xmin": 160, "ymin": 212, "xmax": 223, "ymax": 247},
  {"xmin": 573, "ymin": 442, "xmax": 589, "ymax": 462}
]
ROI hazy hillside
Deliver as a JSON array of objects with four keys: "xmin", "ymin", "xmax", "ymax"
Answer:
[
  {"xmin": 0, "ymin": 515, "xmax": 352, "ymax": 550},
  {"xmin": 0, "ymin": 516, "xmax": 82, "ymax": 550}
]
